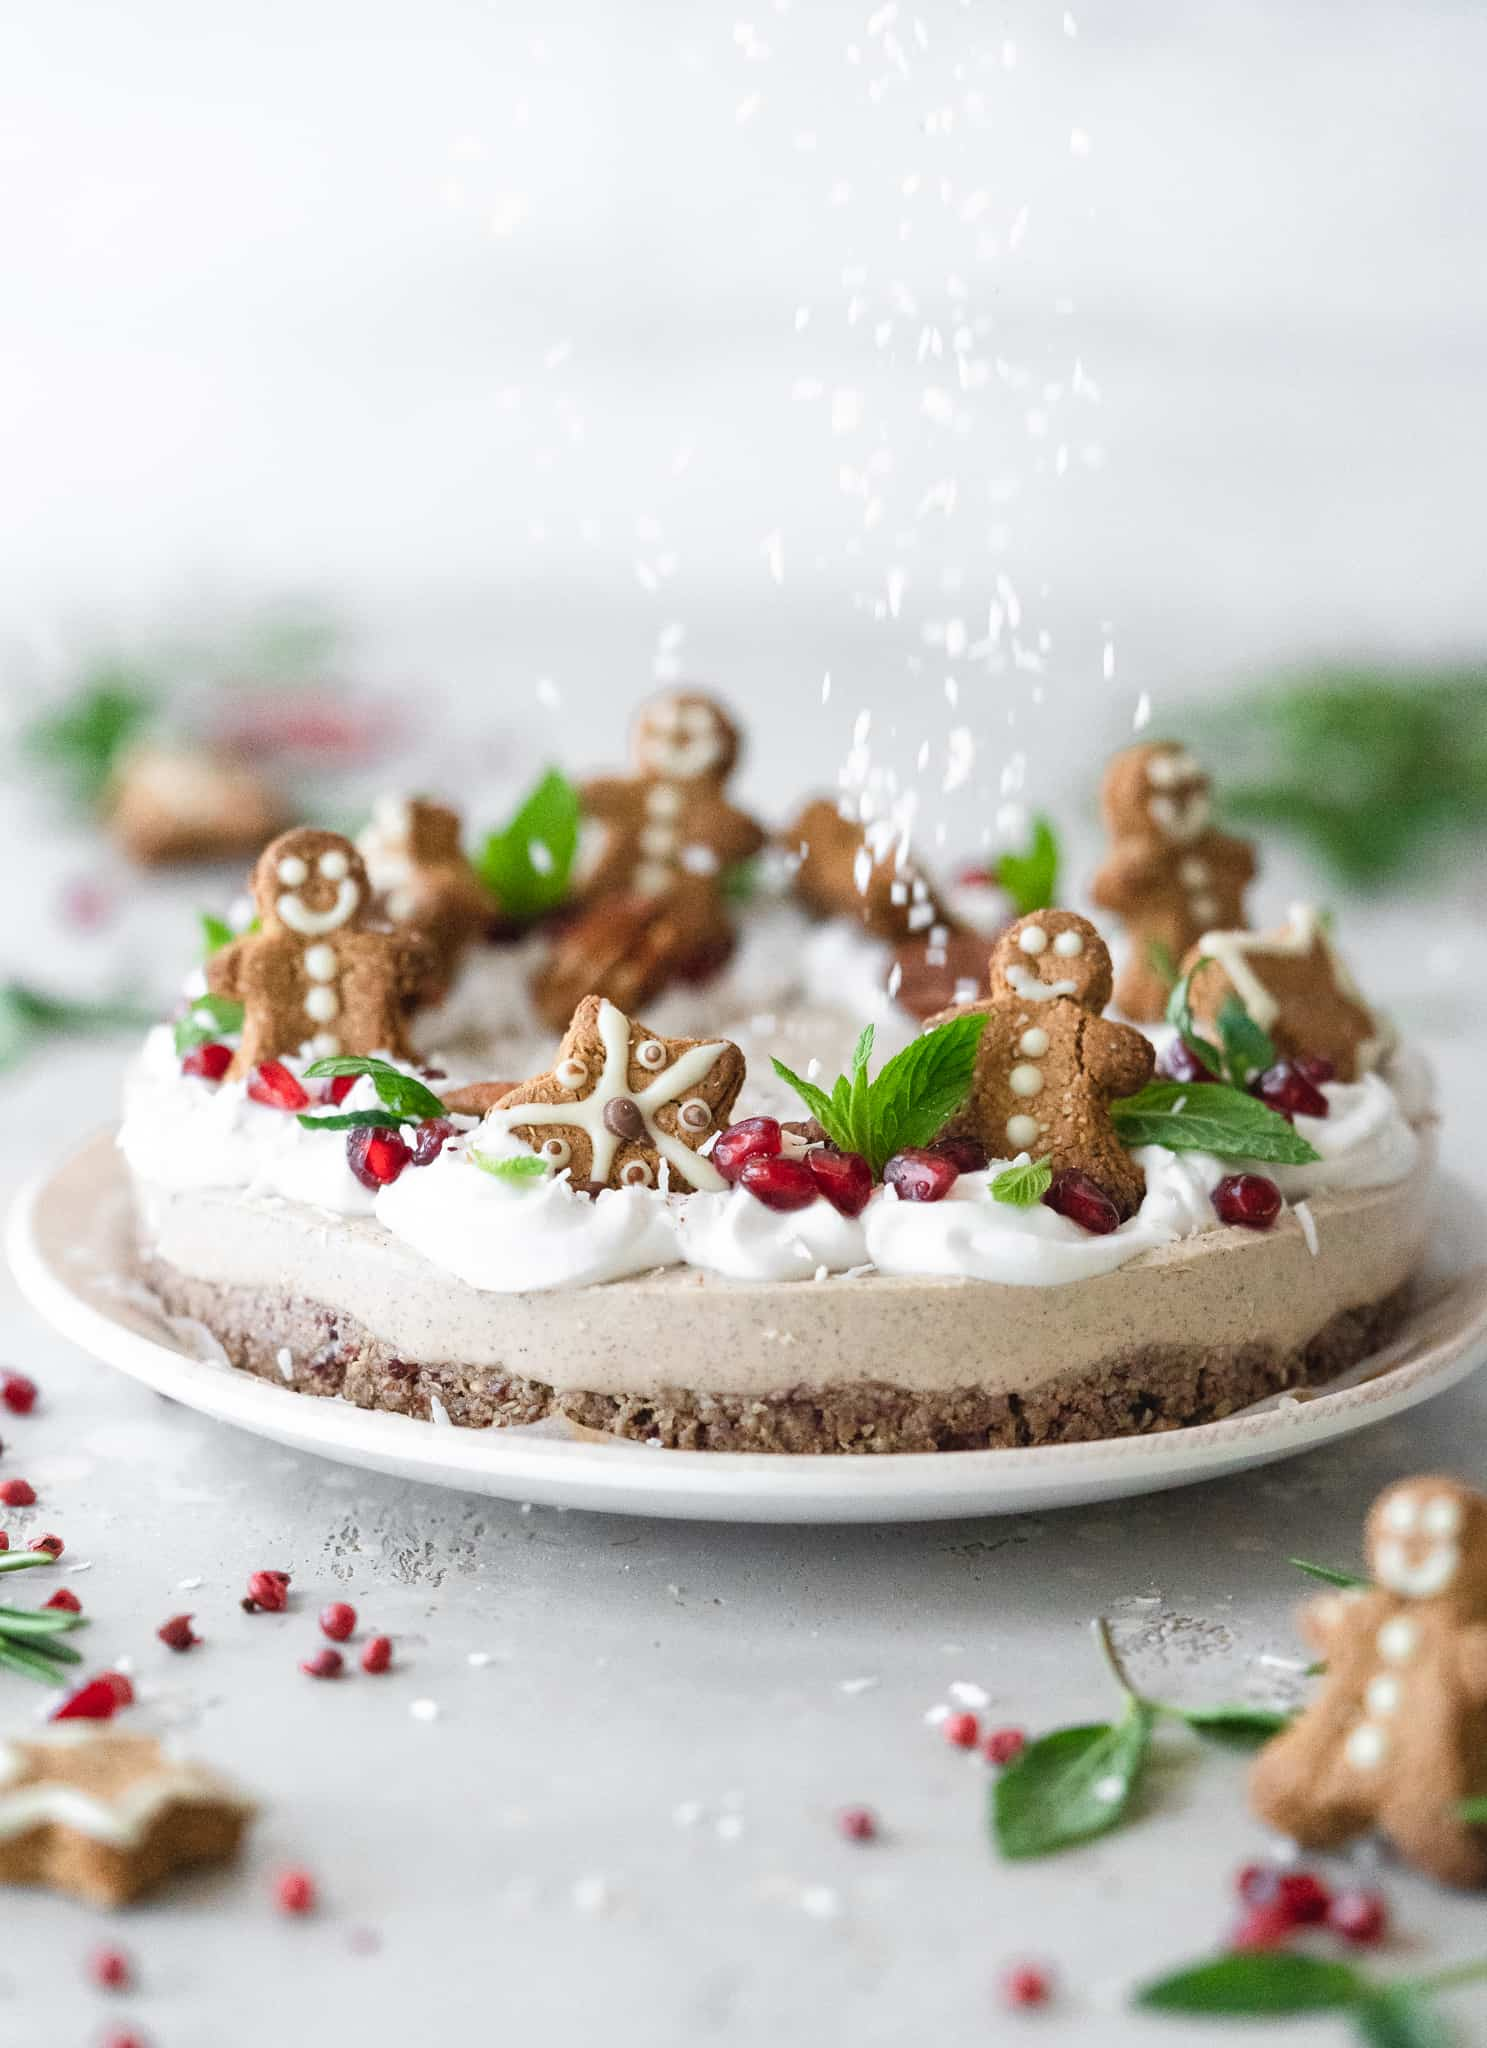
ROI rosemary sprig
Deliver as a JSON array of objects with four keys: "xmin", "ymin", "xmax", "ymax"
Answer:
[{"xmin": 0, "ymin": 1558, "xmax": 86, "ymax": 1685}]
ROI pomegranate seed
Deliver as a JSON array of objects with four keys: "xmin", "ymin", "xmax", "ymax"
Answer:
[
  {"xmin": 1212, "ymin": 1173, "xmax": 1282, "ymax": 1230},
  {"xmin": 102, "ymin": 1672, "xmax": 134, "ymax": 1706},
  {"xmin": 1230, "ymin": 1903, "xmax": 1295, "ymax": 1952},
  {"xmin": 1327, "ymin": 1889, "xmax": 1388, "ymax": 1945},
  {"xmin": 0, "ymin": 1479, "xmax": 35, "ymax": 1507},
  {"xmin": 361, "ymin": 1634, "xmax": 393, "ymax": 1674},
  {"xmin": 326, "ymin": 1073, "xmax": 357, "ymax": 1105},
  {"xmin": 409, "ymin": 1118, "xmax": 455, "ymax": 1167},
  {"xmin": 1041, "ymin": 1169, "xmax": 1121, "ymax": 1235},
  {"xmin": 33, "ymin": 1532, "xmax": 63, "ymax": 1559},
  {"xmin": 1001, "ymin": 1964, "xmax": 1053, "ymax": 2009},
  {"xmin": 711, "ymin": 1117, "xmax": 783, "ymax": 1183},
  {"xmin": 1293, "ymin": 1053, "xmax": 1336, "ymax": 1087},
  {"xmin": 0, "ymin": 1373, "xmax": 38, "ymax": 1415},
  {"xmin": 806, "ymin": 1146, "xmax": 873, "ymax": 1217},
  {"xmin": 157, "ymin": 1613, "xmax": 200, "ymax": 1651},
  {"xmin": 1157, "ymin": 1037, "xmax": 1217, "ymax": 1083},
  {"xmin": 943, "ymin": 1711, "xmax": 980, "ymax": 1749},
  {"xmin": 89, "ymin": 1946, "xmax": 132, "ymax": 1991},
  {"xmin": 984, "ymin": 1727, "xmax": 1027, "ymax": 1767},
  {"xmin": 927, "ymin": 1135, "xmax": 989, "ymax": 1175},
  {"xmin": 838, "ymin": 1806, "xmax": 877, "ymax": 1842},
  {"xmin": 319, "ymin": 1601, "xmax": 357, "ymax": 1642},
  {"xmin": 1273, "ymin": 1870, "xmax": 1331, "ymax": 1925},
  {"xmin": 737, "ymin": 1154, "xmax": 818, "ymax": 1212},
  {"xmin": 247, "ymin": 1060, "xmax": 311, "ymax": 1112},
  {"xmin": 883, "ymin": 1148, "xmax": 960, "ymax": 1202},
  {"xmin": 0, "ymin": 1532, "xmax": 9, "ymax": 1551},
  {"xmin": 1252, "ymin": 1061, "xmax": 1329, "ymax": 1122},
  {"xmin": 1236, "ymin": 1861, "xmax": 1275, "ymax": 1903},
  {"xmin": 244, "ymin": 1569, "xmax": 291, "ymax": 1612},
  {"xmin": 44, "ymin": 1588, "xmax": 82, "ymax": 1613},
  {"xmin": 101, "ymin": 2033, "xmax": 149, "ymax": 2048},
  {"xmin": 181, "ymin": 1041, "xmax": 233, "ymax": 1082},
  {"xmin": 51, "ymin": 1677, "xmax": 119, "ymax": 1722},
  {"xmin": 345, "ymin": 1125, "xmax": 411, "ymax": 1189},
  {"xmin": 276, "ymin": 1867, "xmax": 317, "ymax": 1915},
  {"xmin": 300, "ymin": 1647, "xmax": 343, "ymax": 1679}
]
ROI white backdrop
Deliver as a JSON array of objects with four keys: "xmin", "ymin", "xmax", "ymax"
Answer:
[{"xmin": 2, "ymin": 0, "xmax": 1483, "ymax": 837}]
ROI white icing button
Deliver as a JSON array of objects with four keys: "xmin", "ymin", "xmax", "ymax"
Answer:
[
  {"xmin": 634, "ymin": 862, "xmax": 672, "ymax": 897},
  {"xmin": 556, "ymin": 1059, "xmax": 588, "ymax": 1091},
  {"xmin": 1344, "ymin": 1722, "xmax": 1387, "ymax": 1771},
  {"xmin": 277, "ymin": 854, "xmax": 309, "ymax": 886},
  {"xmin": 304, "ymin": 986, "xmax": 340, "ymax": 1023},
  {"xmin": 1006, "ymin": 1114, "xmax": 1042, "ymax": 1148},
  {"xmin": 1017, "ymin": 925, "xmax": 1049, "ymax": 955},
  {"xmin": 1191, "ymin": 895, "xmax": 1219, "ymax": 924},
  {"xmin": 309, "ymin": 1032, "xmax": 341, "ymax": 1058},
  {"xmin": 1179, "ymin": 857, "xmax": 1209, "ymax": 886},
  {"xmin": 318, "ymin": 848, "xmax": 350, "ymax": 880},
  {"xmin": 1052, "ymin": 929, "xmax": 1084, "ymax": 958},
  {"xmin": 1423, "ymin": 1494, "xmax": 1463, "ymax": 1536},
  {"xmin": 1383, "ymin": 1493, "xmax": 1419, "ymax": 1533},
  {"xmin": 387, "ymin": 887, "xmax": 416, "ymax": 922},
  {"xmin": 639, "ymin": 825, "xmax": 676, "ymax": 858},
  {"xmin": 1009, "ymin": 1064, "xmax": 1045, "ymax": 1099},
  {"xmin": 1377, "ymin": 1617, "xmax": 1418, "ymax": 1663},
  {"xmin": 645, "ymin": 782, "xmax": 683, "ymax": 817},
  {"xmin": 1365, "ymin": 1674, "xmax": 1401, "ymax": 1717},
  {"xmin": 1018, "ymin": 1027, "xmax": 1050, "ymax": 1058},
  {"xmin": 304, "ymin": 944, "xmax": 338, "ymax": 982},
  {"xmin": 1145, "ymin": 752, "xmax": 1180, "ymax": 789},
  {"xmin": 636, "ymin": 1040, "xmax": 668, "ymax": 1070}
]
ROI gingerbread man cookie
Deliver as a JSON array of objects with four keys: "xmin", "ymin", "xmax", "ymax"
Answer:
[
  {"xmin": 208, "ymin": 827, "xmax": 436, "ymax": 1077},
  {"xmin": 483, "ymin": 994, "xmax": 745, "ymax": 1194},
  {"xmin": 788, "ymin": 798, "xmax": 957, "ymax": 944},
  {"xmin": 0, "ymin": 1729, "xmax": 254, "ymax": 1906},
  {"xmin": 927, "ymin": 910, "xmax": 1155, "ymax": 1218},
  {"xmin": 1179, "ymin": 904, "xmax": 1391, "ymax": 1082},
  {"xmin": 356, "ymin": 794, "xmax": 495, "ymax": 986},
  {"xmin": 531, "ymin": 893, "xmax": 729, "ymax": 1036},
  {"xmin": 1250, "ymin": 1476, "xmax": 1487, "ymax": 1889},
  {"xmin": 1091, "ymin": 742, "xmax": 1256, "ymax": 1021}
]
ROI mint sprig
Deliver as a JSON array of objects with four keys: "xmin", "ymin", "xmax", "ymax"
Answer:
[
  {"xmin": 996, "ymin": 814, "xmax": 1061, "ymax": 916},
  {"xmin": 200, "ymin": 911, "xmax": 258, "ymax": 959},
  {"xmin": 474, "ymin": 768, "xmax": 580, "ymax": 922},
  {"xmin": 299, "ymin": 1055, "xmax": 449, "ymax": 1128},
  {"xmin": 771, "ymin": 1013, "xmax": 986, "ymax": 1178},
  {"xmin": 989, "ymin": 1155, "xmax": 1052, "ymax": 1207},
  {"xmin": 470, "ymin": 1150, "xmax": 549, "ymax": 1182},
  {"xmin": 1290, "ymin": 1557, "xmax": 1370, "ymax": 1590},
  {"xmin": 21, "ymin": 667, "xmax": 157, "ymax": 808},
  {"xmin": 0, "ymin": 1552, "xmax": 86, "ymax": 1686},
  {"xmin": 1166, "ymin": 961, "xmax": 1279, "ymax": 1089},
  {"xmin": 1110, "ymin": 1081, "xmax": 1321, "ymax": 1165},
  {"xmin": 173, "ymin": 992, "xmax": 245, "ymax": 1056},
  {"xmin": 0, "ymin": 984, "xmax": 154, "ymax": 1074},
  {"xmin": 1136, "ymin": 1946, "xmax": 1487, "ymax": 2043}
]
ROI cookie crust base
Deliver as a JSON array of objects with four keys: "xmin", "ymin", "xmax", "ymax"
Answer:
[{"xmin": 141, "ymin": 1256, "xmax": 1412, "ymax": 1454}]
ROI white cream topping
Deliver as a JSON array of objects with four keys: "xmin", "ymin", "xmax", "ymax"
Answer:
[
  {"xmin": 676, "ymin": 1187, "xmax": 870, "ymax": 1282},
  {"xmin": 1268, "ymin": 1074, "xmax": 1419, "ymax": 1197}
]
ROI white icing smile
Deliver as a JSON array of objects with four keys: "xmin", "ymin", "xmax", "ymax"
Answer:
[
  {"xmin": 277, "ymin": 879, "xmax": 362, "ymax": 936},
  {"xmin": 1004, "ymin": 964, "xmax": 1077, "ymax": 1002},
  {"xmin": 1374, "ymin": 1538, "xmax": 1459, "ymax": 1599},
  {"xmin": 1146, "ymin": 791, "xmax": 1211, "ymax": 842}
]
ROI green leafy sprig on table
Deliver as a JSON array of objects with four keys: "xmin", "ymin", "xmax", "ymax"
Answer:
[
  {"xmin": 474, "ymin": 768, "xmax": 580, "ymax": 922},
  {"xmin": 0, "ymin": 985, "xmax": 155, "ymax": 1075},
  {"xmin": 1136, "ymin": 1946, "xmax": 1487, "ymax": 2044},
  {"xmin": 989, "ymin": 1155, "xmax": 1053, "ymax": 1207},
  {"xmin": 19, "ymin": 665, "xmax": 158, "ymax": 809},
  {"xmin": 296, "ymin": 1054, "xmax": 450, "ymax": 1133},
  {"xmin": 995, "ymin": 814, "xmax": 1061, "ymax": 916},
  {"xmin": 173, "ymin": 993, "xmax": 245, "ymax": 1056},
  {"xmin": 0, "ymin": 1549, "xmax": 86, "ymax": 1685},
  {"xmin": 771, "ymin": 1014, "xmax": 986, "ymax": 1179},
  {"xmin": 990, "ymin": 1618, "xmax": 1293, "ymax": 1860},
  {"xmin": 1189, "ymin": 666, "xmax": 1487, "ymax": 888}
]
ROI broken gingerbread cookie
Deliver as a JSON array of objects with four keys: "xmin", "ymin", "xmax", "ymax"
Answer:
[
  {"xmin": 107, "ymin": 740, "xmax": 284, "ymax": 869},
  {"xmin": 1250, "ymin": 1475, "xmax": 1487, "ymax": 1889},
  {"xmin": 481, "ymin": 993, "xmax": 745, "ymax": 1193},
  {"xmin": 208, "ymin": 827, "xmax": 437, "ymax": 1076},
  {"xmin": 0, "ymin": 1729, "xmax": 254, "ymax": 1906},
  {"xmin": 356, "ymin": 794, "xmax": 495, "ymax": 986},
  {"xmin": 1179, "ymin": 903, "xmax": 1392, "ymax": 1082},
  {"xmin": 788, "ymin": 798, "xmax": 958, "ymax": 944},
  {"xmin": 927, "ymin": 910, "xmax": 1155, "ymax": 1218},
  {"xmin": 1091, "ymin": 741, "xmax": 1256, "ymax": 1022},
  {"xmin": 530, "ymin": 891, "xmax": 735, "ymax": 1036}
]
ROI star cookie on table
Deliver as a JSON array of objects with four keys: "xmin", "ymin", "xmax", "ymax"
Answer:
[
  {"xmin": 1179, "ymin": 903, "xmax": 1391, "ymax": 1082},
  {"xmin": 0, "ymin": 1730, "xmax": 254, "ymax": 1906},
  {"xmin": 481, "ymin": 994, "xmax": 745, "ymax": 1193}
]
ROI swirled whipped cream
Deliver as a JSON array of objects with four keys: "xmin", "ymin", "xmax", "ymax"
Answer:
[
  {"xmin": 1269, "ymin": 1073, "xmax": 1420, "ymax": 1196},
  {"xmin": 675, "ymin": 1185, "xmax": 870, "ymax": 1281}
]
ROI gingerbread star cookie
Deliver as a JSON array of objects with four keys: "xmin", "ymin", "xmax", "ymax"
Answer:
[
  {"xmin": 788, "ymin": 798, "xmax": 957, "ymax": 944},
  {"xmin": 1179, "ymin": 904, "xmax": 1391, "ymax": 1082},
  {"xmin": 482, "ymin": 995, "xmax": 745, "ymax": 1193},
  {"xmin": 1091, "ymin": 741, "xmax": 1257, "ymax": 1021},
  {"xmin": 927, "ymin": 910, "xmax": 1155, "ymax": 1218},
  {"xmin": 356, "ymin": 794, "xmax": 495, "ymax": 986},
  {"xmin": 0, "ymin": 1729, "xmax": 254, "ymax": 1906},
  {"xmin": 208, "ymin": 827, "xmax": 437, "ymax": 1077},
  {"xmin": 1250, "ymin": 1476, "xmax": 1487, "ymax": 1890}
]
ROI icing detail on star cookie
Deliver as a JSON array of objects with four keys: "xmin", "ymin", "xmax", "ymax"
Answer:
[{"xmin": 1181, "ymin": 904, "xmax": 1392, "ymax": 1082}]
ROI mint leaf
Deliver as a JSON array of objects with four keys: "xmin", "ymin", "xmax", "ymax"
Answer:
[
  {"xmin": 770, "ymin": 1058, "xmax": 839, "ymax": 1140},
  {"xmin": 474, "ymin": 768, "xmax": 579, "ymax": 921},
  {"xmin": 1290, "ymin": 1558, "xmax": 1370, "ymax": 1590},
  {"xmin": 721, "ymin": 857, "xmax": 759, "ymax": 903},
  {"xmin": 1354, "ymin": 1988, "xmax": 1453, "ymax": 2048},
  {"xmin": 0, "ymin": 984, "xmax": 153, "ymax": 1071},
  {"xmin": 1456, "ymin": 1798, "xmax": 1487, "ymax": 1822},
  {"xmin": 1217, "ymin": 994, "xmax": 1276, "ymax": 1087},
  {"xmin": 990, "ymin": 1155, "xmax": 1052, "ymax": 1207},
  {"xmin": 1146, "ymin": 937, "xmax": 1180, "ymax": 992},
  {"xmin": 296, "ymin": 1109, "xmax": 405, "ymax": 1133},
  {"xmin": 470, "ymin": 1150, "xmax": 549, "ymax": 1182},
  {"xmin": 1110, "ymin": 1080, "xmax": 1321, "ymax": 1165},
  {"xmin": 991, "ymin": 1698, "xmax": 1155, "ymax": 1859},
  {"xmin": 1178, "ymin": 1704, "xmax": 1293, "ymax": 1750},
  {"xmin": 172, "ymin": 993, "xmax": 245, "ymax": 1056},
  {"xmin": 996, "ymin": 814, "xmax": 1061, "ymax": 916},
  {"xmin": 200, "ymin": 912, "xmax": 235, "ymax": 957},
  {"xmin": 1135, "ymin": 1951, "xmax": 1363, "ymax": 2017},
  {"xmin": 302, "ymin": 1054, "xmax": 447, "ymax": 1123},
  {"xmin": 21, "ymin": 667, "xmax": 156, "ymax": 808},
  {"xmin": 867, "ymin": 1012, "xmax": 987, "ymax": 1169},
  {"xmin": 1165, "ymin": 959, "xmax": 1225, "ymax": 1078}
]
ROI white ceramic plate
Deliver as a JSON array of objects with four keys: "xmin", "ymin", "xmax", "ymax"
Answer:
[{"xmin": 9, "ymin": 1133, "xmax": 1487, "ymax": 1523}]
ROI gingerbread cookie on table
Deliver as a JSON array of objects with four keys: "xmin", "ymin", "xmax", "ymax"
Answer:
[
  {"xmin": 482, "ymin": 994, "xmax": 745, "ymax": 1194},
  {"xmin": 1179, "ymin": 903, "xmax": 1391, "ymax": 1082},
  {"xmin": 1091, "ymin": 742, "xmax": 1256, "ymax": 1021},
  {"xmin": 108, "ymin": 740, "xmax": 284, "ymax": 868},
  {"xmin": 208, "ymin": 827, "xmax": 436, "ymax": 1077},
  {"xmin": 0, "ymin": 1729, "xmax": 254, "ymax": 1906},
  {"xmin": 927, "ymin": 910, "xmax": 1154, "ymax": 1218},
  {"xmin": 1250, "ymin": 1476, "xmax": 1487, "ymax": 1889},
  {"xmin": 356, "ymin": 794, "xmax": 495, "ymax": 986}
]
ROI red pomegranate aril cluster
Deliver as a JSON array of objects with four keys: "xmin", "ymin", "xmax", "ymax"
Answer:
[
  {"xmin": 182, "ymin": 1041, "xmax": 233, "ymax": 1082},
  {"xmin": 325, "ymin": 1073, "xmax": 357, "ymax": 1105},
  {"xmin": 943, "ymin": 1711, "xmax": 980, "ymax": 1749},
  {"xmin": 247, "ymin": 1060, "xmax": 310, "ymax": 1112},
  {"xmin": 1212, "ymin": 1173, "xmax": 1282, "ymax": 1230},
  {"xmin": 927, "ymin": 1135, "xmax": 989, "ymax": 1174},
  {"xmin": 346, "ymin": 1125, "xmax": 411, "ymax": 1190},
  {"xmin": 1327, "ymin": 1889, "xmax": 1388, "ymax": 1945},
  {"xmin": 1041, "ymin": 1169, "xmax": 1121, "ymax": 1236},
  {"xmin": 806, "ymin": 1145, "xmax": 873, "ymax": 1217},
  {"xmin": 33, "ymin": 1532, "xmax": 63, "ymax": 1558},
  {"xmin": 883, "ymin": 1147, "xmax": 959, "ymax": 1203},
  {"xmin": 1251, "ymin": 1059, "xmax": 1329, "ymax": 1122},
  {"xmin": 275, "ymin": 1867, "xmax": 317, "ymax": 1915},
  {"xmin": 89, "ymin": 1946, "xmax": 132, "ymax": 1991},
  {"xmin": 738, "ymin": 1153, "xmax": 818, "ymax": 1212},
  {"xmin": 157, "ymin": 1614, "xmax": 200, "ymax": 1652},
  {"xmin": 711, "ymin": 1116, "xmax": 783, "ymax": 1183},
  {"xmin": 983, "ymin": 1726, "xmax": 1027, "ymax": 1767},
  {"xmin": 1157, "ymin": 1037, "xmax": 1217, "ymax": 1084},
  {"xmin": 52, "ymin": 1676, "xmax": 126, "ymax": 1722},
  {"xmin": 243, "ymin": 1568, "xmax": 291, "ymax": 1613},
  {"xmin": 0, "ymin": 1479, "xmax": 36, "ymax": 1507},
  {"xmin": 319, "ymin": 1601, "xmax": 357, "ymax": 1642},
  {"xmin": 1293, "ymin": 1053, "xmax": 1336, "ymax": 1087},
  {"xmin": 408, "ymin": 1118, "xmax": 455, "ymax": 1167},
  {"xmin": 44, "ymin": 1588, "xmax": 82, "ymax": 1614},
  {"xmin": 300, "ymin": 1647, "xmax": 344, "ymax": 1679},
  {"xmin": 361, "ymin": 1634, "xmax": 393, "ymax": 1674},
  {"xmin": 838, "ymin": 1806, "xmax": 877, "ymax": 1842},
  {"xmin": 1001, "ymin": 1964, "xmax": 1053, "ymax": 2009},
  {"xmin": 0, "ymin": 1373, "xmax": 37, "ymax": 1415}
]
